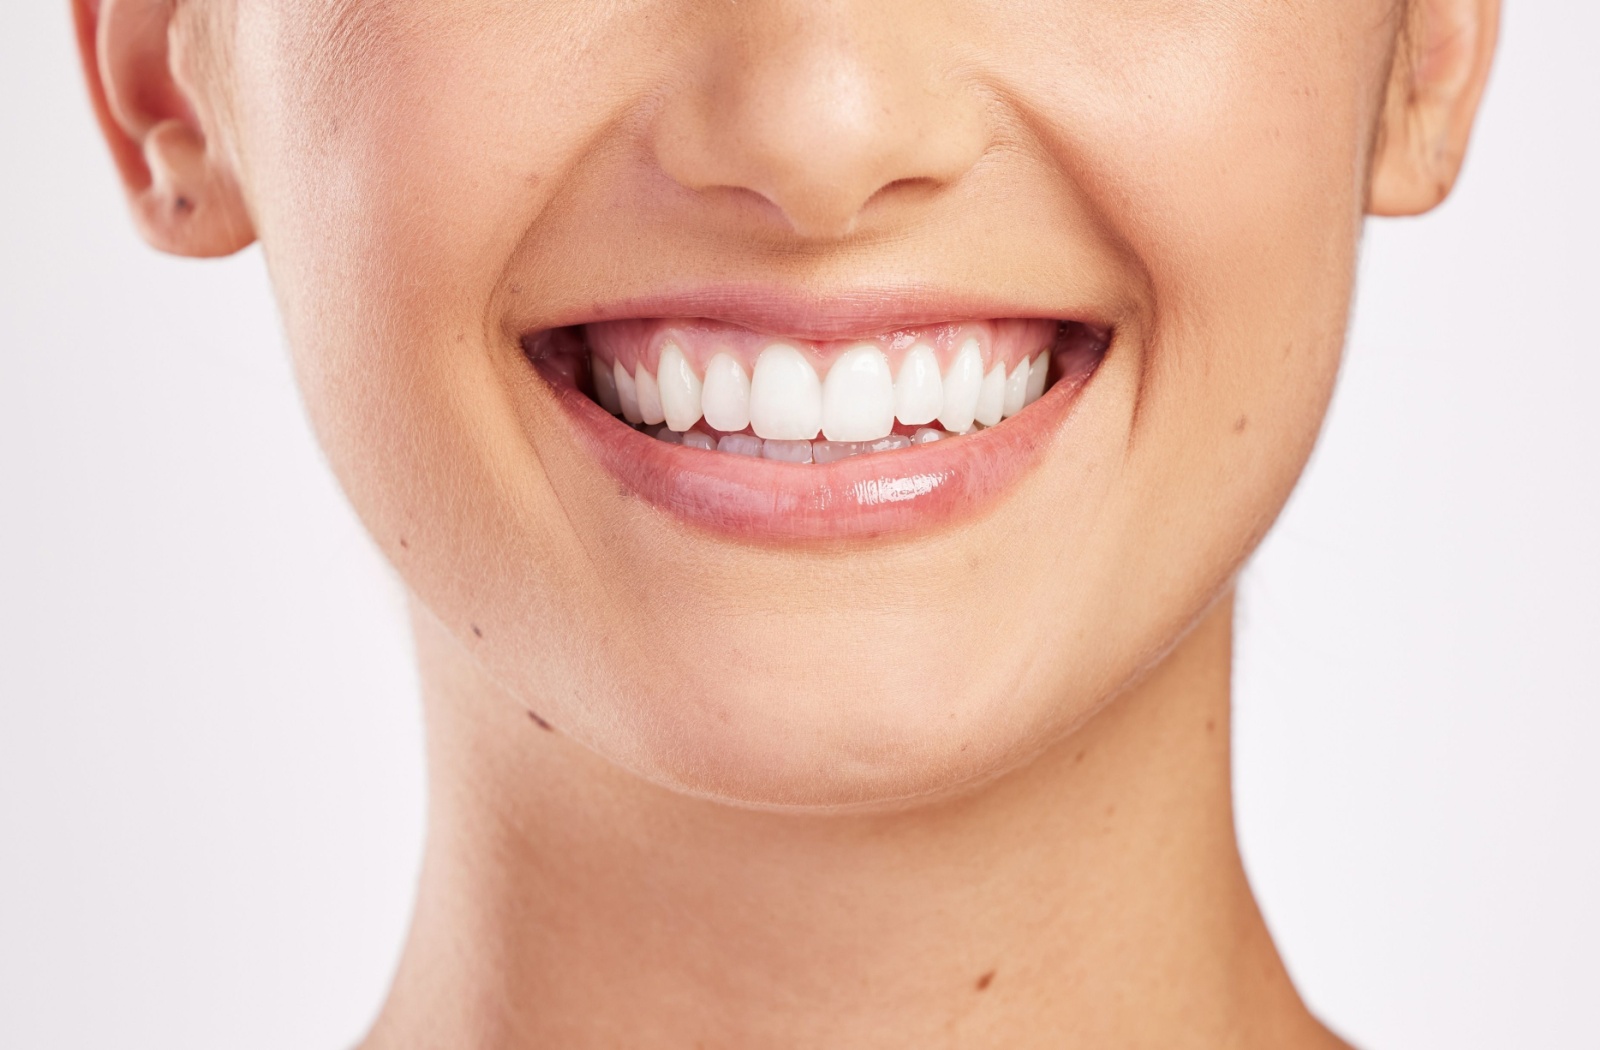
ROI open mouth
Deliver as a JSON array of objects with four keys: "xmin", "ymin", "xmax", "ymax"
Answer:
[{"xmin": 521, "ymin": 315, "xmax": 1109, "ymax": 540}]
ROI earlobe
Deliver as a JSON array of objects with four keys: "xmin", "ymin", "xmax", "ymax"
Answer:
[
  {"xmin": 1368, "ymin": 0, "xmax": 1501, "ymax": 217},
  {"xmin": 73, "ymin": 0, "xmax": 255, "ymax": 257}
]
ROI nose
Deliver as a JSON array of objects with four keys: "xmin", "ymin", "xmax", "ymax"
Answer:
[{"xmin": 652, "ymin": 1, "xmax": 990, "ymax": 240}]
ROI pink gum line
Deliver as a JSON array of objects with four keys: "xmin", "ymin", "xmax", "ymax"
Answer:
[{"xmin": 582, "ymin": 317, "xmax": 1060, "ymax": 376}]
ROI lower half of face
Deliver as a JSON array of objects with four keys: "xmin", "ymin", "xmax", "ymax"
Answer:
[{"xmin": 234, "ymin": 0, "xmax": 1391, "ymax": 808}]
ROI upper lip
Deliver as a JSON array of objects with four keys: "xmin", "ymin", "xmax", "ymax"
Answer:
[{"xmin": 508, "ymin": 281, "xmax": 1116, "ymax": 343}]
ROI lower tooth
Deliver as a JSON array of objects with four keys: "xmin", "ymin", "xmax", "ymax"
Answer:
[
  {"xmin": 762, "ymin": 439, "xmax": 813, "ymax": 464},
  {"xmin": 667, "ymin": 426, "xmax": 967, "ymax": 460},
  {"xmin": 811, "ymin": 442, "xmax": 856, "ymax": 465},
  {"xmin": 716, "ymin": 433, "xmax": 764, "ymax": 457},
  {"xmin": 813, "ymin": 434, "xmax": 911, "ymax": 464}
]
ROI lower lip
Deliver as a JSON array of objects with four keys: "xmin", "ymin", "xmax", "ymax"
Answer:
[{"xmin": 531, "ymin": 346, "xmax": 1102, "ymax": 544}]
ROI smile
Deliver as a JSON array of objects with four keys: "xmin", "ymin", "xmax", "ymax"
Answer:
[{"xmin": 522, "ymin": 310, "xmax": 1109, "ymax": 542}]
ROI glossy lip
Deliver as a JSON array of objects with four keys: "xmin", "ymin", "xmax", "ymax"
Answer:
[
  {"xmin": 526, "ymin": 323, "xmax": 1107, "ymax": 544},
  {"xmin": 509, "ymin": 282, "xmax": 1119, "ymax": 342}
]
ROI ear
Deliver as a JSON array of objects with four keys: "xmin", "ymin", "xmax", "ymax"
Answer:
[
  {"xmin": 72, "ymin": 0, "xmax": 254, "ymax": 256},
  {"xmin": 1368, "ymin": 0, "xmax": 1501, "ymax": 216}
]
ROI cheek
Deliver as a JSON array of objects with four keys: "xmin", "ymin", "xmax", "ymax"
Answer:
[
  {"xmin": 956, "ymin": 2, "xmax": 1389, "ymax": 707},
  {"xmin": 1043, "ymin": 4, "xmax": 1378, "ymax": 582},
  {"xmin": 231, "ymin": 5, "xmax": 648, "ymax": 710}
]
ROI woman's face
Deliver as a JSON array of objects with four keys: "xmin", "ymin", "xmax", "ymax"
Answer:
[{"xmin": 198, "ymin": 0, "xmax": 1398, "ymax": 806}]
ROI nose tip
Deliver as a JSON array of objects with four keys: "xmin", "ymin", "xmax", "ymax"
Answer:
[{"xmin": 652, "ymin": 10, "xmax": 989, "ymax": 240}]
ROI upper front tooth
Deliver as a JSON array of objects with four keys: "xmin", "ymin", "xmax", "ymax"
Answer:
[
  {"xmin": 1001, "ymin": 358, "xmax": 1030, "ymax": 418},
  {"xmin": 938, "ymin": 338, "xmax": 983, "ymax": 432},
  {"xmin": 591, "ymin": 353, "xmax": 622, "ymax": 415},
  {"xmin": 749, "ymin": 343, "xmax": 822, "ymax": 440},
  {"xmin": 1025, "ymin": 352, "xmax": 1048, "ymax": 405},
  {"xmin": 822, "ymin": 345, "xmax": 895, "ymax": 441},
  {"xmin": 634, "ymin": 366, "xmax": 666, "ymax": 426},
  {"xmin": 974, "ymin": 361, "xmax": 1006, "ymax": 427},
  {"xmin": 656, "ymin": 343, "xmax": 703, "ymax": 432},
  {"xmin": 894, "ymin": 343, "xmax": 943, "ymax": 427},
  {"xmin": 613, "ymin": 359, "xmax": 643, "ymax": 424},
  {"xmin": 701, "ymin": 353, "xmax": 751, "ymax": 433}
]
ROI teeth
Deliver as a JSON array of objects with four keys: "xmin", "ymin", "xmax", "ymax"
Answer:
[
  {"xmin": 701, "ymin": 353, "xmax": 751, "ymax": 433},
  {"xmin": 1026, "ymin": 352, "xmax": 1048, "ymax": 404},
  {"xmin": 762, "ymin": 439, "xmax": 813, "ymax": 464},
  {"xmin": 812, "ymin": 434, "xmax": 911, "ymax": 464},
  {"xmin": 635, "ymin": 366, "xmax": 666, "ymax": 426},
  {"xmin": 938, "ymin": 338, "xmax": 983, "ymax": 433},
  {"xmin": 822, "ymin": 345, "xmax": 895, "ymax": 441},
  {"xmin": 651, "ymin": 421, "xmax": 954, "ymax": 462},
  {"xmin": 749, "ymin": 344, "xmax": 823, "ymax": 441},
  {"xmin": 657, "ymin": 343, "xmax": 703, "ymax": 432},
  {"xmin": 716, "ymin": 433, "xmax": 763, "ymax": 457},
  {"xmin": 974, "ymin": 361, "xmax": 1006, "ymax": 427},
  {"xmin": 613, "ymin": 359, "xmax": 643, "ymax": 425},
  {"xmin": 597, "ymin": 336, "xmax": 1060, "ymax": 446},
  {"xmin": 591, "ymin": 354, "xmax": 623, "ymax": 415},
  {"xmin": 893, "ymin": 343, "xmax": 943, "ymax": 427},
  {"xmin": 1002, "ymin": 358, "xmax": 1030, "ymax": 419}
]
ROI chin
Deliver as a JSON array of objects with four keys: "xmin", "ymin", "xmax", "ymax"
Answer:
[{"xmin": 589, "ymin": 668, "xmax": 1067, "ymax": 813}]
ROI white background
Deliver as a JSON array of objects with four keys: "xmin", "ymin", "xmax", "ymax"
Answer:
[{"xmin": 2, "ymin": 4, "xmax": 1595, "ymax": 1047}]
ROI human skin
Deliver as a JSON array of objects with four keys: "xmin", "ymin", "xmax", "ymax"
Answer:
[{"xmin": 76, "ymin": 0, "xmax": 1498, "ymax": 1045}]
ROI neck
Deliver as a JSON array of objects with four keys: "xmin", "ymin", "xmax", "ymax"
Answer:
[{"xmin": 366, "ymin": 593, "xmax": 1333, "ymax": 1049}]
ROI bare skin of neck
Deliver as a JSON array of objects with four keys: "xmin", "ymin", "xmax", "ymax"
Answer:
[{"xmin": 362, "ymin": 593, "xmax": 1348, "ymax": 1049}]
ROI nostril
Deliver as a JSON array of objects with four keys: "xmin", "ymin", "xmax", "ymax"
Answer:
[{"xmin": 861, "ymin": 175, "xmax": 946, "ymax": 211}]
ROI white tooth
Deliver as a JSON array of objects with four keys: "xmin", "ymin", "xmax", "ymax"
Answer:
[
  {"xmin": 937, "ymin": 338, "xmax": 983, "ymax": 433},
  {"xmin": 635, "ymin": 366, "xmax": 665, "ymax": 426},
  {"xmin": 614, "ymin": 360, "xmax": 643, "ymax": 424},
  {"xmin": 1025, "ymin": 352, "xmax": 1048, "ymax": 405},
  {"xmin": 762, "ymin": 439, "xmax": 813, "ymax": 464},
  {"xmin": 656, "ymin": 343, "xmax": 703, "ymax": 432},
  {"xmin": 975, "ymin": 362, "xmax": 1006, "ymax": 427},
  {"xmin": 815, "ymin": 435, "xmax": 911, "ymax": 463},
  {"xmin": 701, "ymin": 353, "xmax": 751, "ymax": 433},
  {"xmin": 653, "ymin": 426, "xmax": 682, "ymax": 444},
  {"xmin": 749, "ymin": 343, "xmax": 822, "ymax": 440},
  {"xmin": 911, "ymin": 427, "xmax": 946, "ymax": 444},
  {"xmin": 822, "ymin": 345, "xmax": 895, "ymax": 441},
  {"xmin": 682, "ymin": 431, "xmax": 717, "ymax": 451},
  {"xmin": 717, "ymin": 433, "xmax": 764, "ymax": 457},
  {"xmin": 812, "ymin": 440, "xmax": 864, "ymax": 464},
  {"xmin": 591, "ymin": 354, "xmax": 622, "ymax": 415},
  {"xmin": 1002, "ymin": 359, "xmax": 1030, "ymax": 418},
  {"xmin": 893, "ymin": 343, "xmax": 943, "ymax": 427}
]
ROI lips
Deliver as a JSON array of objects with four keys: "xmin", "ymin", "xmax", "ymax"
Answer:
[{"xmin": 522, "ymin": 314, "xmax": 1108, "ymax": 542}]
